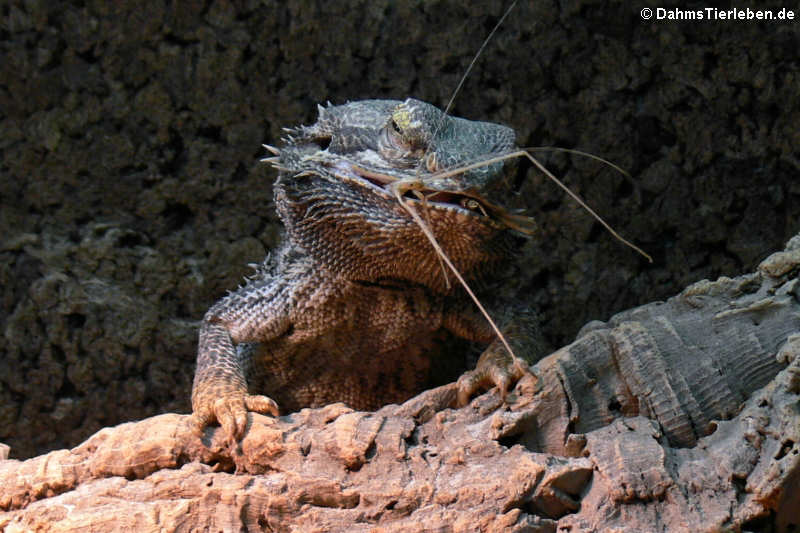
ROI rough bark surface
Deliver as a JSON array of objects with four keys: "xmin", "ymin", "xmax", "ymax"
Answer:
[
  {"xmin": 1, "ymin": 237, "xmax": 798, "ymax": 532},
  {"xmin": 2, "ymin": 0, "xmax": 799, "ymax": 460}
]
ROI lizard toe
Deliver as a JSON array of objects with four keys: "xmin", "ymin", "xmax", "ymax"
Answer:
[
  {"xmin": 191, "ymin": 406, "xmax": 216, "ymax": 437},
  {"xmin": 213, "ymin": 396, "xmax": 249, "ymax": 442},
  {"xmin": 457, "ymin": 343, "xmax": 530, "ymax": 406},
  {"xmin": 245, "ymin": 394, "xmax": 280, "ymax": 417}
]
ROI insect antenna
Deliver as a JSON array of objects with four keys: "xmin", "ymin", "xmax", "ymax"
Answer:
[
  {"xmin": 422, "ymin": 149, "xmax": 654, "ymax": 263},
  {"xmin": 436, "ymin": 0, "xmax": 519, "ymax": 133},
  {"xmin": 525, "ymin": 146, "xmax": 631, "ymax": 179}
]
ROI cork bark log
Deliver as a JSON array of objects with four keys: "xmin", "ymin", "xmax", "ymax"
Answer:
[{"xmin": 1, "ymin": 236, "xmax": 799, "ymax": 532}]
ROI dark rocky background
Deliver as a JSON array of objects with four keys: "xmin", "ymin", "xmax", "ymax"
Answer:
[{"xmin": 1, "ymin": 0, "xmax": 797, "ymax": 459}]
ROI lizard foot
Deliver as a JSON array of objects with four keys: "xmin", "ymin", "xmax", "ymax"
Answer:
[
  {"xmin": 192, "ymin": 387, "xmax": 279, "ymax": 442},
  {"xmin": 457, "ymin": 341, "xmax": 530, "ymax": 406}
]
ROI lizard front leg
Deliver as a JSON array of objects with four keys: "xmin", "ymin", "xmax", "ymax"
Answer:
[
  {"xmin": 191, "ymin": 261, "xmax": 299, "ymax": 441},
  {"xmin": 446, "ymin": 306, "xmax": 548, "ymax": 406},
  {"xmin": 192, "ymin": 316, "xmax": 279, "ymax": 441}
]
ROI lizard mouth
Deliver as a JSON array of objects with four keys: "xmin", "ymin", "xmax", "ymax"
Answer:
[
  {"xmin": 327, "ymin": 157, "xmax": 538, "ymax": 235},
  {"xmin": 263, "ymin": 142, "xmax": 475, "ymax": 209},
  {"xmin": 328, "ymin": 157, "xmax": 490, "ymax": 212},
  {"xmin": 262, "ymin": 144, "xmax": 537, "ymax": 235}
]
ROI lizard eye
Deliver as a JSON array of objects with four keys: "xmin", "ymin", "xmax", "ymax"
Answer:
[
  {"xmin": 390, "ymin": 118, "xmax": 402, "ymax": 135},
  {"xmin": 382, "ymin": 118, "xmax": 413, "ymax": 153},
  {"xmin": 379, "ymin": 112, "xmax": 426, "ymax": 167}
]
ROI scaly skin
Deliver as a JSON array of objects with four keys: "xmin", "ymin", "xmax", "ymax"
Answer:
[{"xmin": 191, "ymin": 99, "xmax": 545, "ymax": 441}]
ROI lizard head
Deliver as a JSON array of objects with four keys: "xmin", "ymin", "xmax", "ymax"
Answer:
[
  {"xmin": 264, "ymin": 99, "xmax": 531, "ymax": 290},
  {"xmin": 269, "ymin": 99, "xmax": 533, "ymax": 231}
]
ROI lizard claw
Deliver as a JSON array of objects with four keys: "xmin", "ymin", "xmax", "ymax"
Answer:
[
  {"xmin": 192, "ymin": 388, "xmax": 279, "ymax": 442},
  {"xmin": 456, "ymin": 342, "xmax": 530, "ymax": 406},
  {"xmin": 245, "ymin": 394, "xmax": 280, "ymax": 416}
]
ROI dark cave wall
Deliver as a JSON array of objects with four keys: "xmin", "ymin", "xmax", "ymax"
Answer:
[{"xmin": 1, "ymin": 0, "xmax": 798, "ymax": 458}]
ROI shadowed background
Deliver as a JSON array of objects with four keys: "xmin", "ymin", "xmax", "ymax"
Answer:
[{"xmin": 1, "ymin": 0, "xmax": 798, "ymax": 458}]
